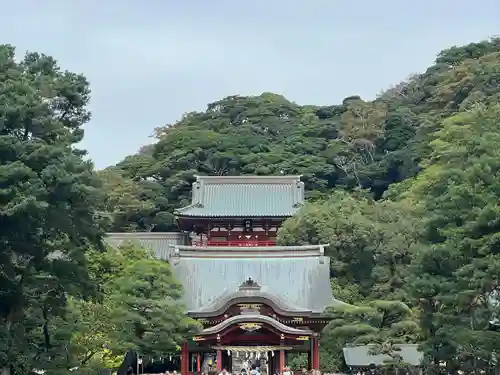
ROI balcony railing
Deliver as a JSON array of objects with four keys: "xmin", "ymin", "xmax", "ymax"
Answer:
[{"xmin": 206, "ymin": 240, "xmax": 276, "ymax": 247}]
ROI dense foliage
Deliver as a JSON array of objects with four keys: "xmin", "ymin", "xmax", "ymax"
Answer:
[
  {"xmin": 0, "ymin": 45, "xmax": 105, "ymax": 375},
  {"xmin": 0, "ymin": 46, "xmax": 197, "ymax": 375},
  {"xmin": 2, "ymin": 36, "xmax": 500, "ymax": 374},
  {"xmin": 104, "ymin": 37, "xmax": 500, "ymax": 373}
]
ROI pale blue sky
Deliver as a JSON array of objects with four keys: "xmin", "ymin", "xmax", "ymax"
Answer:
[{"xmin": 2, "ymin": 1, "xmax": 499, "ymax": 169}]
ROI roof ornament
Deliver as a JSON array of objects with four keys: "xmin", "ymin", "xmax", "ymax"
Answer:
[
  {"xmin": 170, "ymin": 247, "xmax": 180, "ymax": 265},
  {"xmin": 239, "ymin": 277, "xmax": 261, "ymax": 290},
  {"xmin": 319, "ymin": 244, "xmax": 325, "ymax": 264}
]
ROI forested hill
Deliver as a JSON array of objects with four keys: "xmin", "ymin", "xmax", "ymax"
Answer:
[
  {"xmin": 102, "ymin": 37, "xmax": 500, "ymax": 233},
  {"xmin": 2, "ymin": 36, "xmax": 500, "ymax": 374}
]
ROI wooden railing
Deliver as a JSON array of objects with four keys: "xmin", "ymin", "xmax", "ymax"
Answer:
[{"xmin": 206, "ymin": 240, "xmax": 276, "ymax": 247}]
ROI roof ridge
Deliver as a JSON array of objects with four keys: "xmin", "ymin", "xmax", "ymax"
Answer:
[
  {"xmin": 190, "ymin": 287, "xmax": 312, "ymax": 314},
  {"xmin": 196, "ymin": 175, "xmax": 302, "ymax": 179},
  {"xmin": 170, "ymin": 244, "xmax": 328, "ymax": 259},
  {"xmin": 195, "ymin": 175, "xmax": 302, "ymax": 184},
  {"xmin": 172, "ymin": 244, "xmax": 327, "ymax": 250}
]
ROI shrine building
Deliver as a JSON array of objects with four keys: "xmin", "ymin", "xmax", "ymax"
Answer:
[{"xmin": 107, "ymin": 175, "xmax": 345, "ymax": 375}]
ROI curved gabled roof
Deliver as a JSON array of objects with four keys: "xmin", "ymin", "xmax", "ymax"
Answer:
[
  {"xmin": 189, "ymin": 289, "xmax": 310, "ymax": 316},
  {"xmin": 175, "ymin": 175, "xmax": 304, "ymax": 217},
  {"xmin": 189, "ymin": 276, "xmax": 312, "ymax": 316},
  {"xmin": 200, "ymin": 314, "xmax": 315, "ymax": 336},
  {"xmin": 170, "ymin": 245, "xmax": 347, "ymax": 314}
]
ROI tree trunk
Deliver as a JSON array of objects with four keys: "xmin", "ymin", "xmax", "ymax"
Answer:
[{"xmin": 0, "ymin": 366, "xmax": 10, "ymax": 375}]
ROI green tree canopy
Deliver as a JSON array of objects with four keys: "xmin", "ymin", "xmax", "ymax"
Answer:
[
  {"xmin": 102, "ymin": 38, "xmax": 500, "ymax": 232},
  {"xmin": 278, "ymin": 191, "xmax": 419, "ymax": 302},
  {"xmin": 388, "ymin": 104, "xmax": 500, "ymax": 373},
  {"xmin": 0, "ymin": 44, "xmax": 105, "ymax": 375},
  {"xmin": 3, "ymin": 35, "xmax": 500, "ymax": 375},
  {"xmin": 108, "ymin": 258, "xmax": 200, "ymax": 357}
]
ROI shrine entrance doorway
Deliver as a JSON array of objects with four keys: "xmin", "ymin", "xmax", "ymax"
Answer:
[{"xmin": 210, "ymin": 345, "xmax": 294, "ymax": 375}]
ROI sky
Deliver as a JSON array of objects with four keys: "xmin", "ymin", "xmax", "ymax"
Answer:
[{"xmin": 2, "ymin": 1, "xmax": 499, "ymax": 169}]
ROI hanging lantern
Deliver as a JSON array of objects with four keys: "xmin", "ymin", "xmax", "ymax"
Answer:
[
  {"xmin": 227, "ymin": 350, "xmax": 230, "ymax": 356},
  {"xmin": 243, "ymin": 219, "xmax": 253, "ymax": 233},
  {"xmin": 271, "ymin": 351, "xmax": 274, "ymax": 357}
]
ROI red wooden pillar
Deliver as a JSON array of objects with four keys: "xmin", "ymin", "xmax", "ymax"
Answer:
[
  {"xmin": 312, "ymin": 337, "xmax": 320, "ymax": 370},
  {"xmin": 181, "ymin": 341, "xmax": 189, "ymax": 375},
  {"xmin": 197, "ymin": 353, "xmax": 201, "ymax": 373},
  {"xmin": 280, "ymin": 337, "xmax": 285, "ymax": 372},
  {"xmin": 216, "ymin": 349, "xmax": 222, "ymax": 371}
]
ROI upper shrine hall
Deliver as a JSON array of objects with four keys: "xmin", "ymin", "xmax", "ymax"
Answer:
[{"xmin": 107, "ymin": 175, "xmax": 347, "ymax": 374}]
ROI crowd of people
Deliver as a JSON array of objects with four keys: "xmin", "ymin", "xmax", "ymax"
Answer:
[
  {"xmin": 131, "ymin": 367, "xmax": 321, "ymax": 375},
  {"xmin": 134, "ymin": 363, "xmax": 321, "ymax": 375},
  {"xmin": 216, "ymin": 365, "xmax": 316, "ymax": 375}
]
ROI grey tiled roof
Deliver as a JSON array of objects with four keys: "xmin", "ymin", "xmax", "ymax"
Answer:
[
  {"xmin": 170, "ymin": 247, "xmax": 342, "ymax": 313},
  {"xmin": 343, "ymin": 345, "xmax": 423, "ymax": 367},
  {"xmin": 175, "ymin": 175, "xmax": 304, "ymax": 217},
  {"xmin": 105, "ymin": 232, "xmax": 188, "ymax": 260}
]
